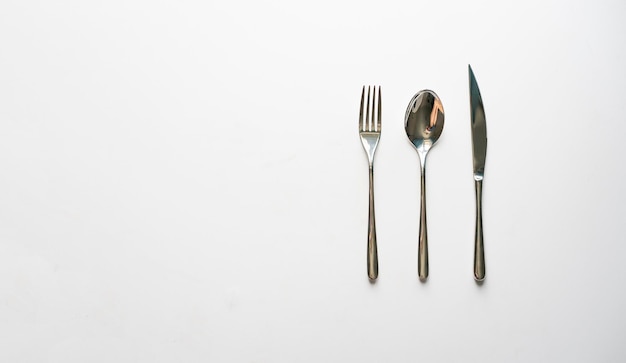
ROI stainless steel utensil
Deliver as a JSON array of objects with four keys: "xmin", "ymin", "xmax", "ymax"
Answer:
[
  {"xmin": 359, "ymin": 86, "xmax": 381, "ymax": 280},
  {"xmin": 404, "ymin": 90, "xmax": 444, "ymax": 281},
  {"xmin": 468, "ymin": 65, "xmax": 488, "ymax": 282}
]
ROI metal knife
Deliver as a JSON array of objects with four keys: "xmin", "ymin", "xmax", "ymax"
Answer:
[{"xmin": 469, "ymin": 64, "xmax": 488, "ymax": 282}]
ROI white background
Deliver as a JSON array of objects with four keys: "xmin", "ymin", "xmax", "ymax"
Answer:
[{"xmin": 1, "ymin": 0, "xmax": 625, "ymax": 361}]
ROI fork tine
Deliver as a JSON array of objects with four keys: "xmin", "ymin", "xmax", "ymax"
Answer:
[
  {"xmin": 371, "ymin": 86, "xmax": 376, "ymax": 132},
  {"xmin": 366, "ymin": 86, "xmax": 371, "ymax": 131},
  {"xmin": 359, "ymin": 86, "xmax": 365, "ymax": 132},
  {"xmin": 370, "ymin": 86, "xmax": 376, "ymax": 132},
  {"xmin": 377, "ymin": 86, "xmax": 382, "ymax": 132}
]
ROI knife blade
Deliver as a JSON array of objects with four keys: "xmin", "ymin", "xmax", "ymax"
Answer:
[
  {"xmin": 469, "ymin": 65, "xmax": 487, "ymax": 180},
  {"xmin": 469, "ymin": 64, "xmax": 487, "ymax": 281}
]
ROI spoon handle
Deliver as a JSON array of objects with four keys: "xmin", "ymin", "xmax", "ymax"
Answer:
[
  {"xmin": 418, "ymin": 164, "xmax": 428, "ymax": 281},
  {"xmin": 367, "ymin": 165, "xmax": 378, "ymax": 280},
  {"xmin": 474, "ymin": 179, "xmax": 486, "ymax": 281}
]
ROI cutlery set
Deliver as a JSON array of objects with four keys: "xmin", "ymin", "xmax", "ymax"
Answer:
[{"xmin": 359, "ymin": 65, "xmax": 489, "ymax": 282}]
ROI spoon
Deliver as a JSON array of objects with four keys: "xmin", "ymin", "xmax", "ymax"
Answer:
[{"xmin": 404, "ymin": 90, "xmax": 445, "ymax": 281}]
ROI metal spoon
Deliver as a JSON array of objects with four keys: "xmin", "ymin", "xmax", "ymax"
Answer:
[{"xmin": 404, "ymin": 90, "xmax": 445, "ymax": 281}]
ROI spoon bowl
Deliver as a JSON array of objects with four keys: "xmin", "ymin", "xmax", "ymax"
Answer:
[
  {"xmin": 404, "ymin": 90, "xmax": 444, "ymax": 281},
  {"xmin": 405, "ymin": 90, "xmax": 445, "ymax": 154}
]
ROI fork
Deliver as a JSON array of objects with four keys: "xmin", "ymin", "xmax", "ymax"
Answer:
[{"xmin": 359, "ymin": 86, "xmax": 381, "ymax": 280}]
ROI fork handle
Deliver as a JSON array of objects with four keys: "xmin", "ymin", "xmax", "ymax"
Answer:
[
  {"xmin": 418, "ymin": 164, "xmax": 428, "ymax": 281},
  {"xmin": 367, "ymin": 165, "xmax": 378, "ymax": 280},
  {"xmin": 474, "ymin": 179, "xmax": 485, "ymax": 281}
]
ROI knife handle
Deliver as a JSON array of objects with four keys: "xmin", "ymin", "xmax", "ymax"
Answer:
[
  {"xmin": 474, "ymin": 179, "xmax": 486, "ymax": 281},
  {"xmin": 367, "ymin": 165, "xmax": 378, "ymax": 280},
  {"xmin": 418, "ymin": 164, "xmax": 428, "ymax": 281}
]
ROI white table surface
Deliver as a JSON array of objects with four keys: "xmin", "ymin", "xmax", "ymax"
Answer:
[{"xmin": 1, "ymin": 0, "xmax": 625, "ymax": 361}]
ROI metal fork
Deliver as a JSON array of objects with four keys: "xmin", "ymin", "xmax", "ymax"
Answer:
[{"xmin": 359, "ymin": 86, "xmax": 381, "ymax": 280}]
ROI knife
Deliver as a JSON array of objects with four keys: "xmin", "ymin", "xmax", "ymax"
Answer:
[{"xmin": 469, "ymin": 64, "xmax": 488, "ymax": 282}]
